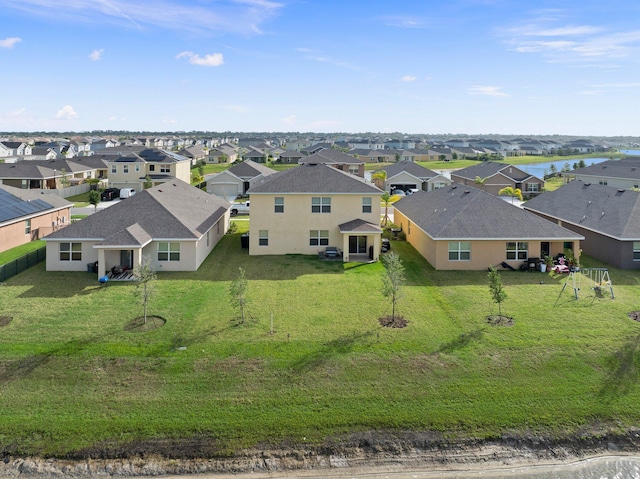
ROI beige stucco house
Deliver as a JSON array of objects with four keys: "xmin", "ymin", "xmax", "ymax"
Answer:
[
  {"xmin": 450, "ymin": 161, "xmax": 545, "ymax": 198},
  {"xmin": 248, "ymin": 163, "xmax": 383, "ymax": 262},
  {"xmin": 106, "ymin": 148, "xmax": 191, "ymax": 190},
  {"xmin": 393, "ymin": 185, "xmax": 582, "ymax": 270},
  {"xmin": 44, "ymin": 180, "xmax": 230, "ymax": 279}
]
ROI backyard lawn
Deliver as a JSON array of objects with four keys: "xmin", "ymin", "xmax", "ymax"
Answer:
[{"xmin": 1, "ymin": 223, "xmax": 640, "ymax": 457}]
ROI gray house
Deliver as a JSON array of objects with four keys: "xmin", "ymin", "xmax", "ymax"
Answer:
[
  {"xmin": 523, "ymin": 181, "xmax": 640, "ymax": 269},
  {"xmin": 206, "ymin": 160, "xmax": 276, "ymax": 200}
]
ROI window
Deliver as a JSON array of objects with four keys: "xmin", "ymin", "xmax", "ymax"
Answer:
[
  {"xmin": 449, "ymin": 241, "xmax": 470, "ymax": 261},
  {"xmin": 634, "ymin": 242, "xmax": 640, "ymax": 261},
  {"xmin": 312, "ymin": 197, "xmax": 331, "ymax": 213},
  {"xmin": 348, "ymin": 166, "xmax": 359, "ymax": 175},
  {"xmin": 149, "ymin": 164, "xmax": 155, "ymax": 172},
  {"xmin": 207, "ymin": 230, "xmax": 210, "ymax": 247},
  {"xmin": 158, "ymin": 242, "xmax": 180, "ymax": 261},
  {"xmin": 60, "ymin": 242, "xmax": 82, "ymax": 261},
  {"xmin": 25, "ymin": 219, "xmax": 31, "ymax": 235},
  {"xmin": 362, "ymin": 197, "xmax": 372, "ymax": 213},
  {"xmin": 135, "ymin": 164, "xmax": 140, "ymax": 172},
  {"xmin": 160, "ymin": 165, "xmax": 171, "ymax": 173},
  {"xmin": 274, "ymin": 197, "xmax": 284, "ymax": 213},
  {"xmin": 309, "ymin": 230, "xmax": 329, "ymax": 246},
  {"xmin": 506, "ymin": 241, "xmax": 528, "ymax": 260},
  {"xmin": 111, "ymin": 165, "xmax": 117, "ymax": 174},
  {"xmin": 123, "ymin": 164, "xmax": 129, "ymax": 174},
  {"xmin": 434, "ymin": 182, "xmax": 447, "ymax": 190},
  {"xmin": 525, "ymin": 183, "xmax": 540, "ymax": 192},
  {"xmin": 259, "ymin": 230, "xmax": 269, "ymax": 246},
  {"xmin": 408, "ymin": 220, "xmax": 411, "ymax": 234},
  {"xmin": 599, "ymin": 179, "xmax": 608, "ymax": 185}
]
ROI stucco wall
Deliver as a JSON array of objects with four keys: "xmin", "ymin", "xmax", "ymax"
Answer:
[{"xmin": 249, "ymin": 193, "xmax": 381, "ymax": 256}]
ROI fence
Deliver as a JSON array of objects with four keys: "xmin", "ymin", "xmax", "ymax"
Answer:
[
  {"xmin": 33, "ymin": 183, "xmax": 91, "ymax": 198},
  {"xmin": 0, "ymin": 247, "xmax": 46, "ymax": 282}
]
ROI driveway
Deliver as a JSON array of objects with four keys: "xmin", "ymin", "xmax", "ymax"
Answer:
[{"xmin": 71, "ymin": 198, "xmax": 121, "ymax": 216}]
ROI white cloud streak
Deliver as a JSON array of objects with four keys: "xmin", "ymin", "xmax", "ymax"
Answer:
[
  {"xmin": 468, "ymin": 86, "xmax": 509, "ymax": 97},
  {"xmin": 400, "ymin": 75, "xmax": 417, "ymax": 82},
  {"xmin": 0, "ymin": 0, "xmax": 283, "ymax": 35},
  {"xmin": 176, "ymin": 51, "xmax": 224, "ymax": 67},
  {"xmin": 0, "ymin": 37, "xmax": 21, "ymax": 48},
  {"xmin": 381, "ymin": 15, "xmax": 428, "ymax": 29}
]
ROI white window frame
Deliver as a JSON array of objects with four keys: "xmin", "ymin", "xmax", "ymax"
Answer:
[
  {"xmin": 274, "ymin": 197, "xmax": 284, "ymax": 213},
  {"xmin": 259, "ymin": 230, "xmax": 269, "ymax": 246},
  {"xmin": 111, "ymin": 165, "xmax": 117, "ymax": 174},
  {"xmin": 525, "ymin": 183, "xmax": 539, "ymax": 192},
  {"xmin": 123, "ymin": 164, "xmax": 129, "ymax": 174},
  {"xmin": 506, "ymin": 241, "xmax": 528, "ymax": 260},
  {"xmin": 60, "ymin": 242, "xmax": 82, "ymax": 261},
  {"xmin": 158, "ymin": 242, "xmax": 180, "ymax": 261},
  {"xmin": 362, "ymin": 197, "xmax": 372, "ymax": 213},
  {"xmin": 448, "ymin": 241, "xmax": 470, "ymax": 261},
  {"xmin": 25, "ymin": 219, "xmax": 31, "ymax": 235},
  {"xmin": 160, "ymin": 165, "xmax": 171, "ymax": 173},
  {"xmin": 312, "ymin": 197, "xmax": 331, "ymax": 213},
  {"xmin": 309, "ymin": 230, "xmax": 329, "ymax": 246}
]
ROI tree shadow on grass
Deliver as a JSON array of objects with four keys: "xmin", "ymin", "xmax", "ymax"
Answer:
[
  {"xmin": 290, "ymin": 331, "xmax": 375, "ymax": 373},
  {"xmin": 437, "ymin": 329, "xmax": 484, "ymax": 354},
  {"xmin": 598, "ymin": 333, "xmax": 640, "ymax": 401}
]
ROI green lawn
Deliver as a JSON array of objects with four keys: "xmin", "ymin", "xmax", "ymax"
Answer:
[
  {"xmin": 1, "ymin": 227, "xmax": 640, "ymax": 457},
  {"xmin": 0, "ymin": 241, "xmax": 44, "ymax": 266}
]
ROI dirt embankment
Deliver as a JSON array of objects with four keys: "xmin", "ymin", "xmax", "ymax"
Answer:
[{"xmin": 2, "ymin": 429, "xmax": 640, "ymax": 477}]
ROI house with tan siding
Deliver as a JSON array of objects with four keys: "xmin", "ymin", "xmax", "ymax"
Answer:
[
  {"xmin": 248, "ymin": 163, "xmax": 383, "ymax": 262},
  {"xmin": 44, "ymin": 181, "xmax": 230, "ymax": 279},
  {"xmin": 450, "ymin": 161, "xmax": 544, "ymax": 198},
  {"xmin": 393, "ymin": 185, "xmax": 582, "ymax": 270}
]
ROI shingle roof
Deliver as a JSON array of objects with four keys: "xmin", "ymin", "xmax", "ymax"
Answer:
[
  {"xmin": 339, "ymin": 219, "xmax": 382, "ymax": 233},
  {"xmin": 570, "ymin": 158, "xmax": 640, "ymax": 181},
  {"xmin": 46, "ymin": 180, "xmax": 230, "ymax": 241},
  {"xmin": 248, "ymin": 163, "xmax": 382, "ymax": 194},
  {"xmin": 523, "ymin": 181, "xmax": 640, "ymax": 240},
  {"xmin": 452, "ymin": 161, "xmax": 535, "ymax": 182},
  {"xmin": 0, "ymin": 186, "xmax": 63, "ymax": 224},
  {"xmin": 375, "ymin": 161, "xmax": 438, "ymax": 179},
  {"xmin": 300, "ymin": 149, "xmax": 364, "ymax": 165},
  {"xmin": 394, "ymin": 185, "xmax": 582, "ymax": 240},
  {"xmin": 227, "ymin": 160, "xmax": 276, "ymax": 178}
]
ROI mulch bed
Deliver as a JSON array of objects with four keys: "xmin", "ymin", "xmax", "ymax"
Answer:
[
  {"xmin": 379, "ymin": 315, "xmax": 408, "ymax": 328},
  {"xmin": 487, "ymin": 315, "xmax": 514, "ymax": 327},
  {"xmin": 0, "ymin": 316, "xmax": 12, "ymax": 327},
  {"xmin": 124, "ymin": 316, "xmax": 166, "ymax": 332},
  {"xmin": 628, "ymin": 311, "xmax": 640, "ymax": 322}
]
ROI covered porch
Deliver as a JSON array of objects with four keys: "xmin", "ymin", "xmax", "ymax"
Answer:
[
  {"xmin": 93, "ymin": 223, "xmax": 152, "ymax": 280},
  {"xmin": 338, "ymin": 219, "xmax": 382, "ymax": 262}
]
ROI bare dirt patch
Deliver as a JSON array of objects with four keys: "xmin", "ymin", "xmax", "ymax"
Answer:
[
  {"xmin": 379, "ymin": 315, "xmax": 408, "ymax": 328},
  {"xmin": 0, "ymin": 316, "xmax": 12, "ymax": 327},
  {"xmin": 628, "ymin": 311, "xmax": 640, "ymax": 322},
  {"xmin": 124, "ymin": 316, "xmax": 166, "ymax": 332},
  {"xmin": 487, "ymin": 315, "xmax": 514, "ymax": 327}
]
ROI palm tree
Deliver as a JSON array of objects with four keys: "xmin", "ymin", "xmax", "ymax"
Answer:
[
  {"xmin": 498, "ymin": 186, "xmax": 523, "ymax": 204},
  {"xmin": 474, "ymin": 176, "xmax": 489, "ymax": 191},
  {"xmin": 381, "ymin": 191, "xmax": 392, "ymax": 226},
  {"xmin": 371, "ymin": 170, "xmax": 387, "ymax": 190}
]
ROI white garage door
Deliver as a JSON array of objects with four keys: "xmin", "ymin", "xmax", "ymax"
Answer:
[{"xmin": 209, "ymin": 183, "xmax": 239, "ymax": 201}]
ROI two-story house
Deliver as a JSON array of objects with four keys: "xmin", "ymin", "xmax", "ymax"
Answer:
[
  {"xmin": 299, "ymin": 149, "xmax": 365, "ymax": 177},
  {"xmin": 248, "ymin": 163, "xmax": 383, "ymax": 262},
  {"xmin": 106, "ymin": 148, "xmax": 191, "ymax": 190},
  {"xmin": 450, "ymin": 161, "xmax": 545, "ymax": 198}
]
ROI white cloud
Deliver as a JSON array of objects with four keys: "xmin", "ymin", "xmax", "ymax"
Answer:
[
  {"xmin": 381, "ymin": 15, "xmax": 427, "ymax": 29},
  {"xmin": 176, "ymin": 51, "xmax": 224, "ymax": 67},
  {"xmin": 0, "ymin": 0, "xmax": 283, "ymax": 35},
  {"xmin": 89, "ymin": 49, "xmax": 104, "ymax": 61},
  {"xmin": 0, "ymin": 37, "xmax": 21, "ymax": 48},
  {"xmin": 280, "ymin": 114, "xmax": 296, "ymax": 125},
  {"xmin": 468, "ymin": 86, "xmax": 509, "ymax": 97},
  {"xmin": 55, "ymin": 105, "xmax": 78, "ymax": 120},
  {"xmin": 400, "ymin": 75, "xmax": 417, "ymax": 82}
]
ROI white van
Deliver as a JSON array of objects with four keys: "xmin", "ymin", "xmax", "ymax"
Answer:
[{"xmin": 119, "ymin": 188, "xmax": 136, "ymax": 199}]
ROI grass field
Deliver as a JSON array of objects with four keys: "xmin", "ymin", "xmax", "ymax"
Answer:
[{"xmin": 1, "ymin": 222, "xmax": 640, "ymax": 457}]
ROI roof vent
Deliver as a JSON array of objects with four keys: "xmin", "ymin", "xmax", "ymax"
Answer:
[
  {"xmin": 601, "ymin": 211, "xmax": 605, "ymax": 216},
  {"xmin": 464, "ymin": 190, "xmax": 470, "ymax": 194},
  {"xmin": 588, "ymin": 200, "xmax": 592, "ymax": 205},
  {"xmin": 451, "ymin": 185, "xmax": 457, "ymax": 189},
  {"xmin": 158, "ymin": 189, "xmax": 163, "ymax": 192}
]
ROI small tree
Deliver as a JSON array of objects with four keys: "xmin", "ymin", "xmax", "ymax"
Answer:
[
  {"xmin": 143, "ymin": 175, "xmax": 153, "ymax": 189},
  {"xmin": 381, "ymin": 191, "xmax": 391, "ymax": 226},
  {"xmin": 498, "ymin": 186, "xmax": 523, "ymax": 204},
  {"xmin": 381, "ymin": 252, "xmax": 405, "ymax": 322},
  {"xmin": 88, "ymin": 190, "xmax": 101, "ymax": 212},
  {"xmin": 60, "ymin": 168, "xmax": 69, "ymax": 188},
  {"xmin": 133, "ymin": 256, "xmax": 157, "ymax": 324},
  {"xmin": 488, "ymin": 266, "xmax": 507, "ymax": 318},
  {"xmin": 229, "ymin": 267, "xmax": 249, "ymax": 324}
]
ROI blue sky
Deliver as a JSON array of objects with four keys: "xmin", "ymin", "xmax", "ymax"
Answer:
[{"xmin": 1, "ymin": 0, "xmax": 640, "ymax": 135}]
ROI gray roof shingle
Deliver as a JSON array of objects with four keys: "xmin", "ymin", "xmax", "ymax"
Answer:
[
  {"xmin": 248, "ymin": 163, "xmax": 382, "ymax": 194},
  {"xmin": 394, "ymin": 185, "xmax": 582, "ymax": 240},
  {"xmin": 374, "ymin": 161, "xmax": 438, "ymax": 179},
  {"xmin": 523, "ymin": 180, "xmax": 640, "ymax": 240}
]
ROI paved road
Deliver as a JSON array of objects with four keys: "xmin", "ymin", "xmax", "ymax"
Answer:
[{"xmin": 71, "ymin": 198, "xmax": 121, "ymax": 216}]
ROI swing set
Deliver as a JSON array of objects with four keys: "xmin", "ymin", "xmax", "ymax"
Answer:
[{"xmin": 557, "ymin": 267, "xmax": 614, "ymax": 302}]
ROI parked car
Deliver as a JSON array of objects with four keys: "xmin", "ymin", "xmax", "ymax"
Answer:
[
  {"xmin": 230, "ymin": 201, "xmax": 250, "ymax": 216},
  {"xmin": 119, "ymin": 188, "xmax": 136, "ymax": 199},
  {"xmin": 100, "ymin": 188, "xmax": 120, "ymax": 201},
  {"xmin": 392, "ymin": 189, "xmax": 406, "ymax": 196}
]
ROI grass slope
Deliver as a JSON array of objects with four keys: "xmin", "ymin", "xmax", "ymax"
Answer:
[{"xmin": 1, "ymin": 226, "xmax": 640, "ymax": 456}]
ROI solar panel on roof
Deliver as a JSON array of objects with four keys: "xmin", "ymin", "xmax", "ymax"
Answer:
[{"xmin": 0, "ymin": 190, "xmax": 53, "ymax": 223}]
